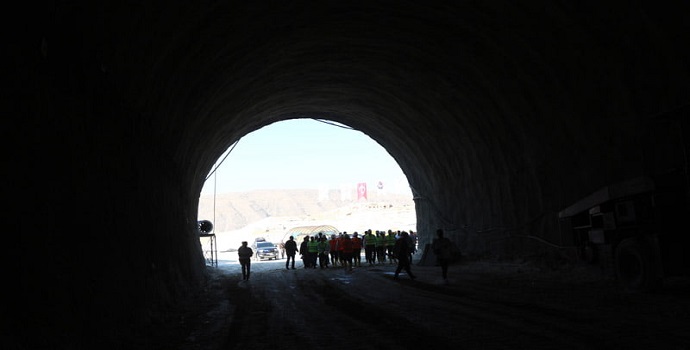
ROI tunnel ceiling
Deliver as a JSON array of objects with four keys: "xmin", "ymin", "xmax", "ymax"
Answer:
[
  {"xmin": 160, "ymin": 2, "xmax": 688, "ymax": 242},
  {"xmin": 14, "ymin": 1, "xmax": 690, "ymax": 346}
]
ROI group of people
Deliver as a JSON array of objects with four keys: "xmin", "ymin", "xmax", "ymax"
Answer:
[
  {"xmin": 361, "ymin": 229, "xmax": 418, "ymax": 266},
  {"xmin": 277, "ymin": 229, "xmax": 421, "ymax": 278},
  {"xmin": 237, "ymin": 228, "xmax": 454, "ymax": 283}
]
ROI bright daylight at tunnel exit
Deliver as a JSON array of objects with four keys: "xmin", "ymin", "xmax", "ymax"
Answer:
[{"xmin": 197, "ymin": 118, "xmax": 416, "ymax": 257}]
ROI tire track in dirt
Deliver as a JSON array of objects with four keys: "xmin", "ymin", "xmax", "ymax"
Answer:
[{"xmin": 180, "ymin": 259, "xmax": 690, "ymax": 349}]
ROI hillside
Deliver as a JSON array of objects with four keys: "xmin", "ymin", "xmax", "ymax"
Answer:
[{"xmin": 197, "ymin": 189, "xmax": 416, "ymax": 251}]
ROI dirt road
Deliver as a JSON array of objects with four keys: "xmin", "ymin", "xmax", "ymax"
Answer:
[{"xmin": 153, "ymin": 252, "xmax": 690, "ymax": 350}]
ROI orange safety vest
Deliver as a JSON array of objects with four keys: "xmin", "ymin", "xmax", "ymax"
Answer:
[
  {"xmin": 341, "ymin": 238, "xmax": 354, "ymax": 253},
  {"xmin": 351, "ymin": 237, "xmax": 362, "ymax": 250}
]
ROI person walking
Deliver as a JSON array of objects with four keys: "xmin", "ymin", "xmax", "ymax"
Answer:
[
  {"xmin": 307, "ymin": 236, "xmax": 319, "ymax": 269},
  {"xmin": 351, "ymin": 232, "xmax": 363, "ymax": 267},
  {"xmin": 340, "ymin": 233, "xmax": 354, "ymax": 272},
  {"xmin": 329, "ymin": 234, "xmax": 339, "ymax": 267},
  {"xmin": 432, "ymin": 228, "xmax": 453, "ymax": 284},
  {"xmin": 317, "ymin": 236, "xmax": 330, "ymax": 269},
  {"xmin": 237, "ymin": 241, "xmax": 254, "ymax": 281},
  {"xmin": 393, "ymin": 232, "xmax": 416, "ymax": 280},
  {"xmin": 300, "ymin": 236, "xmax": 311, "ymax": 268},
  {"xmin": 284, "ymin": 236, "xmax": 298, "ymax": 270},
  {"xmin": 376, "ymin": 231, "xmax": 386, "ymax": 264},
  {"xmin": 386, "ymin": 230, "xmax": 397, "ymax": 265},
  {"xmin": 336, "ymin": 233, "xmax": 345, "ymax": 267},
  {"xmin": 363, "ymin": 230, "xmax": 376, "ymax": 265},
  {"xmin": 408, "ymin": 230, "xmax": 418, "ymax": 262}
]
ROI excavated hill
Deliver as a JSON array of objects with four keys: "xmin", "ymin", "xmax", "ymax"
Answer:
[{"xmin": 198, "ymin": 189, "xmax": 416, "ymax": 251}]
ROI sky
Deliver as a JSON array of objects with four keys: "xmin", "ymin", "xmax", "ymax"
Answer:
[{"xmin": 200, "ymin": 118, "xmax": 412, "ymax": 195}]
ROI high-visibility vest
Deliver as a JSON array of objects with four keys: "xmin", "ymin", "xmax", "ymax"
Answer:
[
  {"xmin": 364, "ymin": 234, "xmax": 376, "ymax": 246},
  {"xmin": 317, "ymin": 241, "xmax": 329, "ymax": 254},
  {"xmin": 386, "ymin": 234, "xmax": 396, "ymax": 247},
  {"xmin": 307, "ymin": 239, "xmax": 319, "ymax": 253}
]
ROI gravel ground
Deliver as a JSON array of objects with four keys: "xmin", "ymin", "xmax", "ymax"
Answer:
[{"xmin": 146, "ymin": 252, "xmax": 690, "ymax": 350}]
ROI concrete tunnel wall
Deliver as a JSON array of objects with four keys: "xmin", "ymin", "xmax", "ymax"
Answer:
[{"xmin": 13, "ymin": 1, "xmax": 689, "ymax": 346}]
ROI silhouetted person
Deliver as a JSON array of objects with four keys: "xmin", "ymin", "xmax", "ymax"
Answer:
[
  {"xmin": 284, "ymin": 236, "xmax": 298, "ymax": 269},
  {"xmin": 376, "ymin": 231, "xmax": 387, "ymax": 264},
  {"xmin": 317, "ymin": 236, "xmax": 330, "ymax": 269},
  {"xmin": 432, "ymin": 228, "xmax": 452, "ymax": 284},
  {"xmin": 351, "ymin": 232, "xmax": 363, "ymax": 267},
  {"xmin": 300, "ymin": 236, "xmax": 311, "ymax": 268},
  {"xmin": 307, "ymin": 236, "xmax": 319, "ymax": 268},
  {"xmin": 363, "ymin": 230, "xmax": 376, "ymax": 265},
  {"xmin": 407, "ymin": 230, "xmax": 417, "ymax": 261},
  {"xmin": 340, "ymin": 233, "xmax": 354, "ymax": 272},
  {"xmin": 386, "ymin": 230, "xmax": 397, "ymax": 265},
  {"xmin": 237, "ymin": 241, "xmax": 253, "ymax": 281},
  {"xmin": 393, "ymin": 231, "xmax": 416, "ymax": 280},
  {"xmin": 329, "ymin": 234, "xmax": 339, "ymax": 267}
]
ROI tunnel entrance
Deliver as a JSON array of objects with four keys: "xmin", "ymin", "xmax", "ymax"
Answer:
[{"xmin": 197, "ymin": 118, "xmax": 416, "ymax": 253}]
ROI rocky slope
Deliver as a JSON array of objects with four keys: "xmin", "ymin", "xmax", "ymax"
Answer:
[{"xmin": 198, "ymin": 189, "xmax": 416, "ymax": 251}]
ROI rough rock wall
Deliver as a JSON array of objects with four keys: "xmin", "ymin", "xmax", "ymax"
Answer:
[{"xmin": 12, "ymin": 1, "xmax": 689, "ymax": 347}]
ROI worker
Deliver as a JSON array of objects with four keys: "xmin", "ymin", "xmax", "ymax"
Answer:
[
  {"xmin": 363, "ymin": 230, "xmax": 377, "ymax": 265},
  {"xmin": 351, "ymin": 232, "xmax": 363, "ymax": 267},
  {"xmin": 340, "ymin": 233, "xmax": 354, "ymax": 272},
  {"xmin": 307, "ymin": 236, "xmax": 319, "ymax": 269},
  {"xmin": 329, "ymin": 234, "xmax": 339, "ymax": 267},
  {"xmin": 376, "ymin": 231, "xmax": 386, "ymax": 264},
  {"xmin": 237, "ymin": 241, "xmax": 253, "ymax": 281},
  {"xmin": 386, "ymin": 230, "xmax": 397, "ymax": 265},
  {"xmin": 317, "ymin": 236, "xmax": 330, "ymax": 269}
]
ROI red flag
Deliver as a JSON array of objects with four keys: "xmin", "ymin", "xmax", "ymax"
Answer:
[{"xmin": 357, "ymin": 182, "xmax": 367, "ymax": 200}]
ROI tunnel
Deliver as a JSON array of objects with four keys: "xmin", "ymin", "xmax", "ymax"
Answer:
[{"xmin": 13, "ymin": 2, "xmax": 690, "ymax": 348}]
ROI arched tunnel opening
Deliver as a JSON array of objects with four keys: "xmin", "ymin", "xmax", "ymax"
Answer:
[
  {"xmin": 13, "ymin": 2, "xmax": 690, "ymax": 348},
  {"xmin": 197, "ymin": 118, "xmax": 417, "ymax": 252}
]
